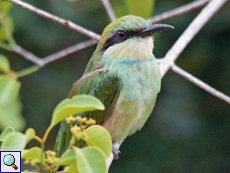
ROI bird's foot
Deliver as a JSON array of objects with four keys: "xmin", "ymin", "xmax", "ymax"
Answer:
[{"xmin": 112, "ymin": 145, "xmax": 121, "ymax": 161}]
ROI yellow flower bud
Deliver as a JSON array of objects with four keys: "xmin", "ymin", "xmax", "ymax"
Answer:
[
  {"xmin": 66, "ymin": 115, "xmax": 74, "ymax": 124},
  {"xmin": 24, "ymin": 158, "xmax": 30, "ymax": 165}
]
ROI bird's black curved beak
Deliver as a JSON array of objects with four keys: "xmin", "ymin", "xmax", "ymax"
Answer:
[{"xmin": 139, "ymin": 24, "xmax": 174, "ymax": 38}]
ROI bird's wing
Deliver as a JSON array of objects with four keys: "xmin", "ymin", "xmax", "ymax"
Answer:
[
  {"xmin": 69, "ymin": 69, "xmax": 120, "ymax": 124},
  {"xmin": 54, "ymin": 69, "xmax": 120, "ymax": 156}
]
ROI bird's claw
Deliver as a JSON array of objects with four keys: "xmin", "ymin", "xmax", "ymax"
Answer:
[{"xmin": 112, "ymin": 145, "xmax": 121, "ymax": 161}]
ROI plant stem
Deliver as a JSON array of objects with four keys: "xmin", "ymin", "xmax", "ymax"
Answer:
[
  {"xmin": 0, "ymin": 41, "xmax": 12, "ymax": 50},
  {"xmin": 53, "ymin": 163, "xmax": 60, "ymax": 173},
  {"xmin": 15, "ymin": 65, "xmax": 40, "ymax": 78},
  {"xmin": 43, "ymin": 126, "xmax": 52, "ymax": 142},
  {"xmin": 53, "ymin": 140, "xmax": 74, "ymax": 173},
  {"xmin": 41, "ymin": 142, "xmax": 45, "ymax": 172},
  {"xmin": 34, "ymin": 164, "xmax": 41, "ymax": 171},
  {"xmin": 46, "ymin": 165, "xmax": 53, "ymax": 173},
  {"xmin": 68, "ymin": 136, "xmax": 76, "ymax": 150},
  {"xmin": 34, "ymin": 135, "xmax": 43, "ymax": 143}
]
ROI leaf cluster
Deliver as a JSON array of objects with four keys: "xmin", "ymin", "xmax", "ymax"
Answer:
[
  {"xmin": 0, "ymin": 2, "xmax": 25, "ymax": 131},
  {"xmin": 0, "ymin": 95, "xmax": 112, "ymax": 173}
]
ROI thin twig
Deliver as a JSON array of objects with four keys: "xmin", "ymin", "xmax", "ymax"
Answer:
[
  {"xmin": 160, "ymin": 0, "xmax": 227, "ymax": 78},
  {"xmin": 6, "ymin": 0, "xmax": 101, "ymax": 41},
  {"xmin": 41, "ymin": 39, "xmax": 98, "ymax": 67},
  {"xmin": 171, "ymin": 64, "xmax": 230, "ymax": 104},
  {"xmin": 0, "ymin": 42, "xmax": 12, "ymax": 51},
  {"xmin": 150, "ymin": 0, "xmax": 210, "ymax": 23},
  {"xmin": 13, "ymin": 45, "xmax": 44, "ymax": 66},
  {"xmin": 16, "ymin": 65, "xmax": 40, "ymax": 78},
  {"xmin": 12, "ymin": 40, "xmax": 97, "ymax": 69},
  {"xmin": 101, "ymin": 0, "xmax": 116, "ymax": 21}
]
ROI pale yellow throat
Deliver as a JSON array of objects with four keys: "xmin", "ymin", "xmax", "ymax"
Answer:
[{"xmin": 103, "ymin": 36, "xmax": 154, "ymax": 60}]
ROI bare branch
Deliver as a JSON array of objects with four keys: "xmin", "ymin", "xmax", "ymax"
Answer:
[
  {"xmin": 150, "ymin": 0, "xmax": 210, "ymax": 24},
  {"xmin": 6, "ymin": 0, "xmax": 101, "ymax": 41},
  {"xmin": 12, "ymin": 40, "xmax": 97, "ymax": 68},
  {"xmin": 106, "ymin": 141, "xmax": 122, "ymax": 169},
  {"xmin": 41, "ymin": 39, "xmax": 98, "ymax": 67},
  {"xmin": 101, "ymin": 0, "xmax": 116, "ymax": 21},
  {"xmin": 5, "ymin": 1, "xmax": 100, "ymax": 68},
  {"xmin": 171, "ymin": 64, "xmax": 230, "ymax": 104},
  {"xmin": 160, "ymin": 0, "xmax": 227, "ymax": 78},
  {"xmin": 13, "ymin": 45, "xmax": 44, "ymax": 66}
]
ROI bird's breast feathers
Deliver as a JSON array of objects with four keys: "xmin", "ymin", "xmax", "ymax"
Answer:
[{"xmin": 100, "ymin": 37, "xmax": 161, "ymax": 141}]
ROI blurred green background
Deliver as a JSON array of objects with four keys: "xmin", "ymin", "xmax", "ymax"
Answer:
[{"xmin": 1, "ymin": 0, "xmax": 230, "ymax": 172}]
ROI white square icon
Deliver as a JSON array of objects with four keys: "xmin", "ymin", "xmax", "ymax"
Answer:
[{"xmin": 0, "ymin": 151, "xmax": 21, "ymax": 173}]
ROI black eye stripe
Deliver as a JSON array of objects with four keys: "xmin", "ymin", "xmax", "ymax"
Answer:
[{"xmin": 102, "ymin": 30, "xmax": 141, "ymax": 51}]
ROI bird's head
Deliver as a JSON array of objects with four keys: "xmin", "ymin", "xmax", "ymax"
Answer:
[{"xmin": 95, "ymin": 15, "xmax": 174, "ymax": 60}]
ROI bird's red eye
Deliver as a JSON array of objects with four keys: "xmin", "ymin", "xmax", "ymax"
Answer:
[{"xmin": 117, "ymin": 30, "xmax": 126, "ymax": 38}]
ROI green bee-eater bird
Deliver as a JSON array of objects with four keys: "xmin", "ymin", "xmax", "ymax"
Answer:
[{"xmin": 55, "ymin": 15, "xmax": 174, "ymax": 159}]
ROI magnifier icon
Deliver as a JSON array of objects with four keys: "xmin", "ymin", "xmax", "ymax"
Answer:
[{"xmin": 3, "ymin": 154, "xmax": 18, "ymax": 170}]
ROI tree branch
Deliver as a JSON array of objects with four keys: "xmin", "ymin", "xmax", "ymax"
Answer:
[
  {"xmin": 149, "ymin": 0, "xmax": 210, "ymax": 23},
  {"xmin": 41, "ymin": 39, "xmax": 98, "ymax": 67},
  {"xmin": 6, "ymin": 0, "xmax": 101, "ymax": 41},
  {"xmin": 171, "ymin": 64, "xmax": 230, "ymax": 105},
  {"xmin": 13, "ymin": 45, "xmax": 44, "ymax": 66},
  {"xmin": 101, "ymin": 0, "xmax": 116, "ymax": 21},
  {"xmin": 12, "ymin": 40, "xmax": 98, "ymax": 69},
  {"xmin": 159, "ymin": 0, "xmax": 227, "ymax": 78}
]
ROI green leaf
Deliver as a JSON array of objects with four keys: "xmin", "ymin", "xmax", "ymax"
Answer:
[
  {"xmin": 0, "ymin": 126, "xmax": 14, "ymax": 142},
  {"xmin": 21, "ymin": 147, "xmax": 45, "ymax": 165},
  {"xmin": 0, "ymin": 75, "xmax": 21, "ymax": 105},
  {"xmin": 59, "ymin": 149, "xmax": 76, "ymax": 165},
  {"xmin": 0, "ymin": 16, "xmax": 14, "ymax": 41},
  {"xmin": 124, "ymin": 0, "xmax": 155, "ymax": 19},
  {"xmin": 64, "ymin": 164, "xmax": 79, "ymax": 173},
  {"xmin": 0, "ymin": 54, "xmax": 10, "ymax": 72},
  {"xmin": 0, "ymin": 98, "xmax": 26, "ymax": 131},
  {"xmin": 50, "ymin": 95, "xmax": 105, "ymax": 128},
  {"xmin": 74, "ymin": 146, "xmax": 106, "ymax": 173},
  {"xmin": 0, "ymin": 1, "xmax": 13, "ymax": 17},
  {"xmin": 113, "ymin": 2, "xmax": 127, "ymax": 18},
  {"xmin": 25, "ymin": 128, "xmax": 35, "ymax": 144},
  {"xmin": 0, "ymin": 132, "xmax": 26, "ymax": 151},
  {"xmin": 84, "ymin": 125, "xmax": 112, "ymax": 158},
  {"xmin": 66, "ymin": 0, "xmax": 79, "ymax": 2}
]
